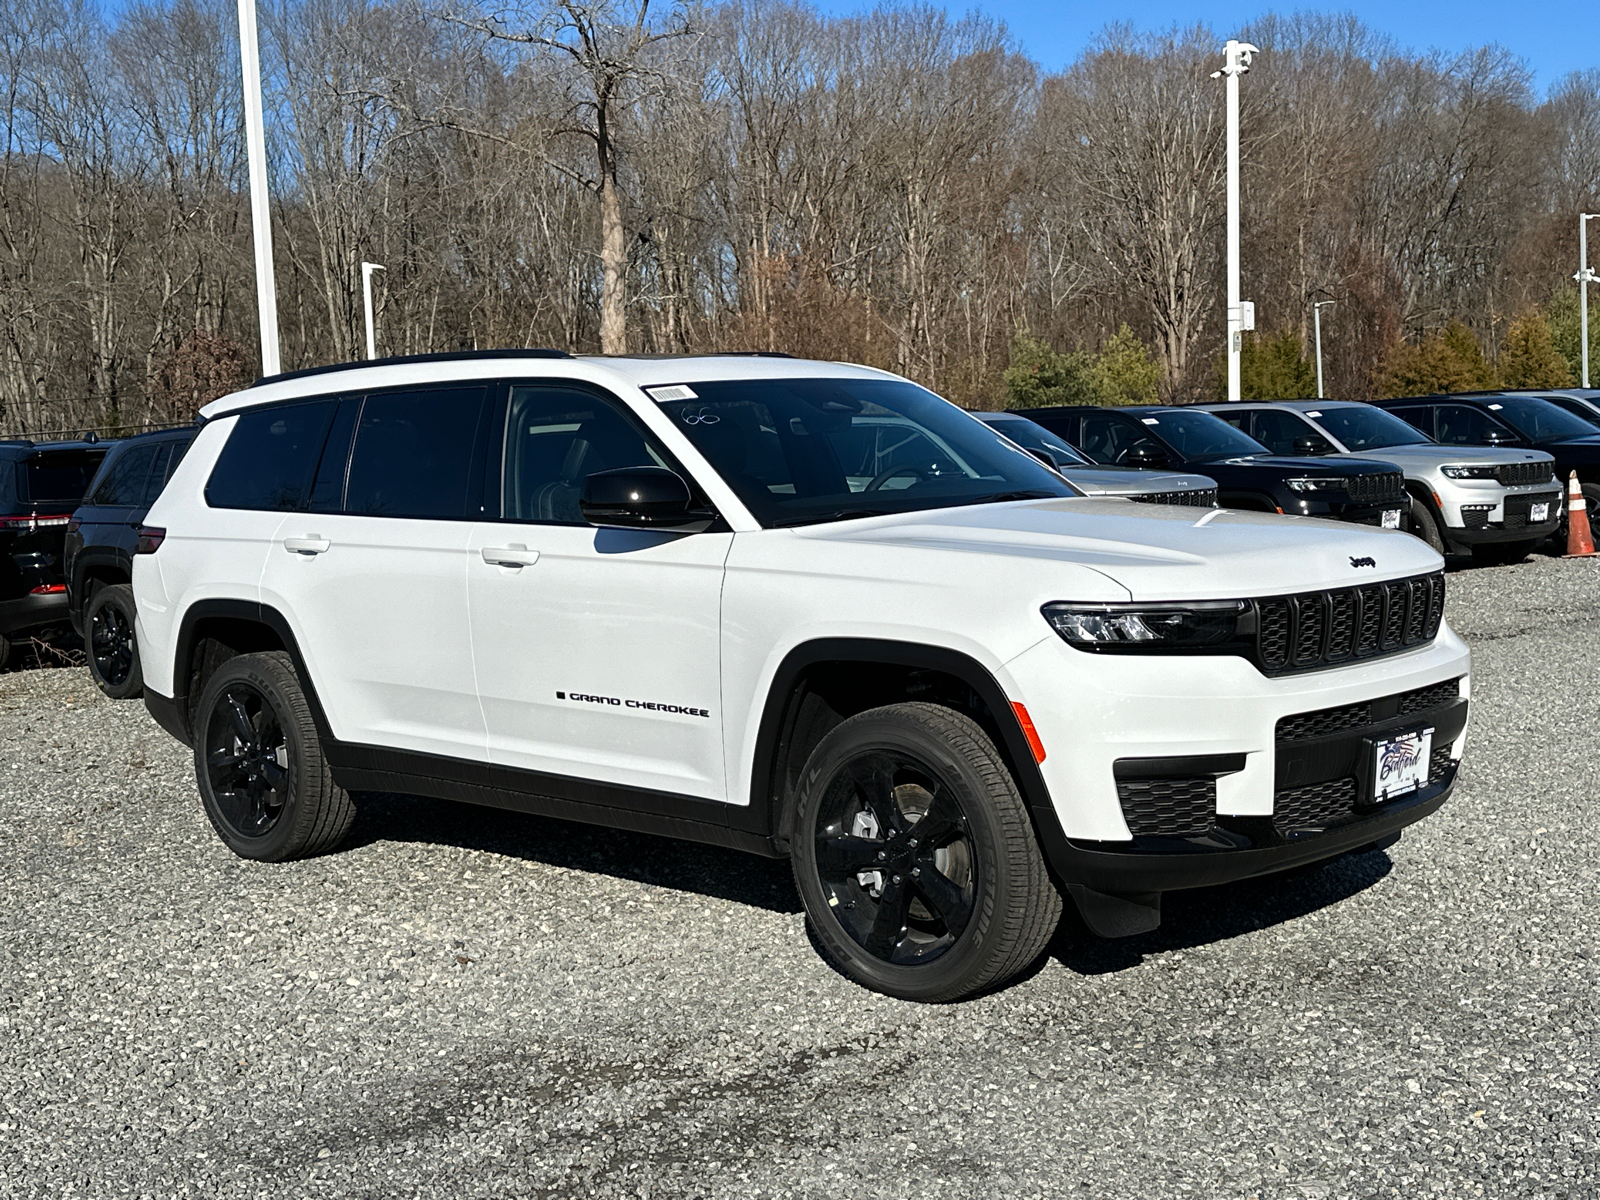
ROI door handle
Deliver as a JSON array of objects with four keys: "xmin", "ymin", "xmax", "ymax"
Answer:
[
  {"xmin": 481, "ymin": 544, "xmax": 539, "ymax": 567},
  {"xmin": 283, "ymin": 536, "xmax": 330, "ymax": 555}
]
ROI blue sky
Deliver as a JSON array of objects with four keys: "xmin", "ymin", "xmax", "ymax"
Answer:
[{"xmin": 810, "ymin": 0, "xmax": 1599, "ymax": 92}]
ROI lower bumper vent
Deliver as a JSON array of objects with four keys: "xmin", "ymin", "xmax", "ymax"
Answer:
[
  {"xmin": 1116, "ymin": 776, "xmax": 1216, "ymax": 837},
  {"xmin": 1272, "ymin": 745, "xmax": 1457, "ymax": 835}
]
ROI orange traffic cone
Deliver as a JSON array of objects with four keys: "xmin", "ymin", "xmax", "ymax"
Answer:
[{"xmin": 1564, "ymin": 471, "xmax": 1596, "ymax": 557}]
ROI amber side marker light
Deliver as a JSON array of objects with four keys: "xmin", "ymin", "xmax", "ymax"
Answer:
[{"xmin": 1011, "ymin": 702, "xmax": 1047, "ymax": 763}]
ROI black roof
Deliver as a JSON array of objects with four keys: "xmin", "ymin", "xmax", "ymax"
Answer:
[{"xmin": 0, "ymin": 437, "xmax": 115, "ymax": 457}]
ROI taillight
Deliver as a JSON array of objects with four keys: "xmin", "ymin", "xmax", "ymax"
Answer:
[
  {"xmin": 0, "ymin": 513, "xmax": 72, "ymax": 531},
  {"xmin": 66, "ymin": 517, "xmax": 80, "ymax": 533},
  {"xmin": 29, "ymin": 584, "xmax": 66, "ymax": 594},
  {"xmin": 134, "ymin": 526, "xmax": 166, "ymax": 554}
]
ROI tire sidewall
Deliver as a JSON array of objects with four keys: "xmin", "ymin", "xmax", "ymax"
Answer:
[
  {"xmin": 85, "ymin": 584, "xmax": 142, "ymax": 699},
  {"xmin": 1409, "ymin": 497, "xmax": 1446, "ymax": 555},
  {"xmin": 193, "ymin": 654, "xmax": 315, "ymax": 862},
  {"xmin": 791, "ymin": 708, "xmax": 1020, "ymax": 1001}
]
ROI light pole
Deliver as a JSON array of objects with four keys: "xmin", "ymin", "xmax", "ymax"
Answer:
[
  {"xmin": 1213, "ymin": 39, "xmax": 1259, "ymax": 404},
  {"xmin": 237, "ymin": 0, "xmax": 279, "ymax": 378},
  {"xmin": 1313, "ymin": 300, "xmax": 1335, "ymax": 398},
  {"xmin": 1578, "ymin": 214, "xmax": 1599, "ymax": 389},
  {"xmin": 362, "ymin": 262, "xmax": 385, "ymax": 360}
]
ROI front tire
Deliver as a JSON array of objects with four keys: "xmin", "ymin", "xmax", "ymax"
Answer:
[
  {"xmin": 193, "ymin": 651, "xmax": 354, "ymax": 862},
  {"xmin": 1409, "ymin": 497, "xmax": 1446, "ymax": 555},
  {"xmin": 1472, "ymin": 539, "xmax": 1536, "ymax": 566},
  {"xmin": 791, "ymin": 702, "xmax": 1062, "ymax": 1002},
  {"xmin": 85, "ymin": 583, "xmax": 142, "ymax": 699}
]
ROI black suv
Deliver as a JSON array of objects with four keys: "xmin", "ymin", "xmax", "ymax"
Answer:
[
  {"xmin": 63, "ymin": 426, "xmax": 195, "ymax": 696},
  {"xmin": 0, "ymin": 438, "xmax": 113, "ymax": 668},
  {"xmin": 1014, "ymin": 405, "xmax": 1409, "ymax": 528},
  {"xmin": 1373, "ymin": 393, "xmax": 1600, "ymax": 517}
]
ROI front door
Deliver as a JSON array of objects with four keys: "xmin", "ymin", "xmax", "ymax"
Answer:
[{"xmin": 467, "ymin": 381, "xmax": 730, "ymax": 800}]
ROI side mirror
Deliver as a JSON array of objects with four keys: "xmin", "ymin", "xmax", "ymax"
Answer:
[
  {"xmin": 1483, "ymin": 428, "xmax": 1521, "ymax": 446},
  {"xmin": 580, "ymin": 467, "xmax": 714, "ymax": 532},
  {"xmin": 1293, "ymin": 435, "xmax": 1331, "ymax": 456},
  {"xmin": 1124, "ymin": 445, "xmax": 1169, "ymax": 469}
]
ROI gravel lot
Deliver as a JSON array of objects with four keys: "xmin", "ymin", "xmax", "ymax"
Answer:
[{"xmin": 2, "ymin": 556, "xmax": 1597, "ymax": 1199}]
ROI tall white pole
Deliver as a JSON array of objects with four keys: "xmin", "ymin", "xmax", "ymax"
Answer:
[
  {"xmin": 238, "ymin": 0, "xmax": 280, "ymax": 378},
  {"xmin": 362, "ymin": 263, "xmax": 385, "ymax": 360},
  {"xmin": 1313, "ymin": 300, "xmax": 1334, "ymax": 399},
  {"xmin": 1215, "ymin": 40, "xmax": 1258, "ymax": 404},
  {"xmin": 1580, "ymin": 215, "xmax": 1596, "ymax": 389}
]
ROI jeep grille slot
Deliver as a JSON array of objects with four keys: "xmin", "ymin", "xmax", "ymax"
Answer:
[
  {"xmin": 1344, "ymin": 471, "xmax": 1404, "ymax": 504},
  {"xmin": 1494, "ymin": 462, "xmax": 1553, "ymax": 487},
  {"xmin": 1126, "ymin": 488, "xmax": 1218, "ymax": 508}
]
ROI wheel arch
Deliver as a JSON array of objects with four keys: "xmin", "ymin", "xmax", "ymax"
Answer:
[
  {"xmin": 749, "ymin": 639, "xmax": 1066, "ymax": 861},
  {"xmin": 1218, "ymin": 490, "xmax": 1280, "ymax": 513},
  {"xmin": 168, "ymin": 599, "xmax": 330, "ymax": 744}
]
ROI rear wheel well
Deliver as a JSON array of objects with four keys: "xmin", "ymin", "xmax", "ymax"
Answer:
[
  {"xmin": 181, "ymin": 617, "xmax": 286, "ymax": 729},
  {"xmin": 80, "ymin": 564, "xmax": 129, "ymax": 601},
  {"xmin": 766, "ymin": 660, "xmax": 1026, "ymax": 849}
]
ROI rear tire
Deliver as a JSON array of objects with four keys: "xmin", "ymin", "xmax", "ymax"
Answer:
[
  {"xmin": 0, "ymin": 634, "xmax": 9, "ymax": 672},
  {"xmin": 790, "ymin": 702, "xmax": 1062, "ymax": 1002},
  {"xmin": 193, "ymin": 651, "xmax": 354, "ymax": 862},
  {"xmin": 85, "ymin": 583, "xmax": 142, "ymax": 699},
  {"xmin": 1471, "ymin": 539, "xmax": 1536, "ymax": 567},
  {"xmin": 1409, "ymin": 498, "xmax": 1446, "ymax": 555}
]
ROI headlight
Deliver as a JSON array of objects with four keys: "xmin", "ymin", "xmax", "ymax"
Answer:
[
  {"xmin": 1440, "ymin": 465, "xmax": 1497, "ymax": 479},
  {"xmin": 1042, "ymin": 601, "xmax": 1248, "ymax": 649},
  {"xmin": 1286, "ymin": 476, "xmax": 1347, "ymax": 493}
]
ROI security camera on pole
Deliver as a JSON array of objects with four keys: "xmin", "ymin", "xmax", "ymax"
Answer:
[{"xmin": 1212, "ymin": 39, "xmax": 1259, "ymax": 403}]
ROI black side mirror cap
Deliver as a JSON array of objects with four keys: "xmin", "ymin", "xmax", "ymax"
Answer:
[
  {"xmin": 579, "ymin": 466, "xmax": 715, "ymax": 532},
  {"xmin": 1293, "ymin": 435, "xmax": 1331, "ymax": 455},
  {"xmin": 1124, "ymin": 446, "xmax": 1169, "ymax": 468}
]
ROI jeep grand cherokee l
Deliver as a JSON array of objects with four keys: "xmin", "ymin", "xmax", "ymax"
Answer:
[{"xmin": 134, "ymin": 351, "xmax": 1470, "ymax": 1002}]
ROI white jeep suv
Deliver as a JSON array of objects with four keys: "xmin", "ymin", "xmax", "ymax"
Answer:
[{"xmin": 133, "ymin": 352, "xmax": 1470, "ymax": 1001}]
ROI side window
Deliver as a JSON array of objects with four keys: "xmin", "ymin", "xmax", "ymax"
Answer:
[
  {"xmin": 88, "ymin": 444, "xmax": 159, "ymax": 507},
  {"xmin": 1434, "ymin": 405, "xmax": 1503, "ymax": 445},
  {"xmin": 1387, "ymin": 407, "xmax": 1434, "ymax": 438},
  {"xmin": 307, "ymin": 397, "xmax": 361, "ymax": 514},
  {"xmin": 344, "ymin": 387, "xmax": 488, "ymax": 520},
  {"xmin": 1211, "ymin": 410, "xmax": 1249, "ymax": 432},
  {"xmin": 1077, "ymin": 413, "xmax": 1155, "ymax": 465},
  {"xmin": 1250, "ymin": 409, "xmax": 1329, "ymax": 455},
  {"xmin": 206, "ymin": 399, "xmax": 339, "ymax": 511},
  {"xmin": 142, "ymin": 444, "xmax": 173, "ymax": 505},
  {"xmin": 503, "ymin": 385, "xmax": 669, "ymax": 524}
]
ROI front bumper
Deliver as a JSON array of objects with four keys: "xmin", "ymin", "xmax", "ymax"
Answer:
[
  {"xmin": 1441, "ymin": 487, "xmax": 1562, "ymax": 546},
  {"xmin": 0, "ymin": 591, "xmax": 69, "ymax": 638},
  {"xmin": 1293, "ymin": 498, "xmax": 1407, "ymax": 528}
]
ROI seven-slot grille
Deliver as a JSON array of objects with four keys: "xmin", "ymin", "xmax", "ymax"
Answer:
[
  {"xmin": 1343, "ymin": 471, "xmax": 1405, "ymax": 504},
  {"xmin": 1253, "ymin": 572, "xmax": 1444, "ymax": 675},
  {"xmin": 1128, "ymin": 488, "xmax": 1218, "ymax": 508},
  {"xmin": 1495, "ymin": 462, "xmax": 1555, "ymax": 487}
]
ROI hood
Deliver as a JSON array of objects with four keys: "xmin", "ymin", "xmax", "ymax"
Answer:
[
  {"xmin": 1336, "ymin": 445, "xmax": 1555, "ymax": 471},
  {"xmin": 795, "ymin": 497, "xmax": 1442, "ymax": 601},
  {"xmin": 1192, "ymin": 454, "xmax": 1400, "ymax": 474},
  {"xmin": 1059, "ymin": 468, "xmax": 1216, "ymax": 498}
]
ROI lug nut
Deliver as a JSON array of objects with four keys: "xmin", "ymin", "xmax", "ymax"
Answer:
[
  {"xmin": 911, "ymin": 867, "xmax": 921, "ymax": 878},
  {"xmin": 876, "ymin": 850, "xmax": 887, "ymax": 861},
  {"xmin": 891, "ymin": 875, "xmax": 902, "ymax": 884}
]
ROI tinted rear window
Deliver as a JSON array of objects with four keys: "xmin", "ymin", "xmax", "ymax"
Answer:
[
  {"xmin": 22, "ymin": 450, "xmax": 105, "ymax": 507},
  {"xmin": 88, "ymin": 444, "xmax": 160, "ymax": 507},
  {"xmin": 343, "ymin": 387, "xmax": 487, "ymax": 519},
  {"xmin": 206, "ymin": 401, "xmax": 338, "ymax": 511}
]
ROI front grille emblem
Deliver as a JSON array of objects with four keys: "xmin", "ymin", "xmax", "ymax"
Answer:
[{"xmin": 1349, "ymin": 556, "xmax": 1376, "ymax": 568}]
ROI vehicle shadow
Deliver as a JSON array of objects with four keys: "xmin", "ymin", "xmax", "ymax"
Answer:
[
  {"xmin": 344, "ymin": 791, "xmax": 804, "ymax": 914},
  {"xmin": 1045, "ymin": 848, "xmax": 1394, "ymax": 977}
]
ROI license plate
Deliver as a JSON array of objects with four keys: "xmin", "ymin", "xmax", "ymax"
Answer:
[
  {"xmin": 1531, "ymin": 502, "xmax": 1550, "ymax": 522},
  {"xmin": 1381, "ymin": 509, "xmax": 1402, "ymax": 529},
  {"xmin": 1374, "ymin": 727, "xmax": 1433, "ymax": 803}
]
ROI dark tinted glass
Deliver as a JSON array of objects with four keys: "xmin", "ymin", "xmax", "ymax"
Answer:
[
  {"xmin": 1434, "ymin": 405, "xmax": 1503, "ymax": 445},
  {"xmin": 1138, "ymin": 410, "xmax": 1266, "ymax": 460},
  {"xmin": 1248, "ymin": 409, "xmax": 1330, "ymax": 455},
  {"xmin": 1307, "ymin": 405, "xmax": 1431, "ymax": 450},
  {"xmin": 307, "ymin": 397, "xmax": 360, "ymax": 513},
  {"xmin": 206, "ymin": 400, "xmax": 338, "ymax": 510},
  {"xmin": 1546, "ymin": 396, "xmax": 1600, "ymax": 427},
  {"xmin": 144, "ymin": 443, "xmax": 174, "ymax": 505},
  {"xmin": 662, "ymin": 378, "xmax": 1071, "ymax": 526},
  {"xmin": 345, "ymin": 387, "xmax": 487, "ymax": 519},
  {"xmin": 1385, "ymin": 407, "xmax": 1434, "ymax": 437},
  {"xmin": 22, "ymin": 450, "xmax": 105, "ymax": 506},
  {"xmin": 975, "ymin": 414, "xmax": 1093, "ymax": 466},
  {"xmin": 503, "ymin": 385, "xmax": 669, "ymax": 524},
  {"xmin": 1076, "ymin": 412, "xmax": 1162, "ymax": 465},
  {"xmin": 88, "ymin": 444, "xmax": 159, "ymax": 507},
  {"xmin": 1483, "ymin": 396, "xmax": 1598, "ymax": 441}
]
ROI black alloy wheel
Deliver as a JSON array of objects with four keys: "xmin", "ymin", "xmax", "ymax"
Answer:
[
  {"xmin": 792, "ymin": 702, "xmax": 1062, "ymax": 1002},
  {"xmin": 812, "ymin": 750, "xmax": 977, "ymax": 966},
  {"xmin": 86, "ymin": 584, "xmax": 142, "ymax": 699},
  {"xmin": 193, "ymin": 651, "xmax": 354, "ymax": 862},
  {"xmin": 204, "ymin": 680, "xmax": 292, "ymax": 840}
]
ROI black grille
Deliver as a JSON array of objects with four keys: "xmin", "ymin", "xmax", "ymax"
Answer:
[
  {"xmin": 1128, "ymin": 488, "xmax": 1218, "ymax": 508},
  {"xmin": 1502, "ymin": 491, "xmax": 1560, "ymax": 530},
  {"xmin": 1428, "ymin": 743, "xmax": 1454, "ymax": 782},
  {"xmin": 1253, "ymin": 572, "xmax": 1443, "ymax": 675},
  {"xmin": 1116, "ymin": 776, "xmax": 1216, "ymax": 836},
  {"xmin": 1461, "ymin": 504, "xmax": 1493, "ymax": 530},
  {"xmin": 1495, "ymin": 462, "xmax": 1554, "ymax": 487},
  {"xmin": 1344, "ymin": 471, "xmax": 1405, "ymax": 504},
  {"xmin": 1273, "ymin": 777, "xmax": 1357, "ymax": 834},
  {"xmin": 1276, "ymin": 676, "xmax": 1462, "ymax": 742}
]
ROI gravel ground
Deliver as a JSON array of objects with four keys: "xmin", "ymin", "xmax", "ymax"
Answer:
[{"xmin": 1, "ymin": 556, "xmax": 1597, "ymax": 1200}]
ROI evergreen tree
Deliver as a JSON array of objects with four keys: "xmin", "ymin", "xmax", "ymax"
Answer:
[
  {"xmin": 1002, "ymin": 333, "xmax": 1095, "ymax": 408},
  {"xmin": 1378, "ymin": 323, "xmax": 1498, "ymax": 397},
  {"xmin": 1497, "ymin": 309, "xmax": 1574, "ymax": 389},
  {"xmin": 1087, "ymin": 325, "xmax": 1162, "ymax": 405}
]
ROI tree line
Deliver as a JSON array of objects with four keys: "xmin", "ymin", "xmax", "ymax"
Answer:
[{"xmin": 1, "ymin": 0, "xmax": 1597, "ymax": 435}]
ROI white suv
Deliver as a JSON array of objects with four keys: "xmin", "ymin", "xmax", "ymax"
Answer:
[{"xmin": 134, "ymin": 352, "xmax": 1471, "ymax": 1001}]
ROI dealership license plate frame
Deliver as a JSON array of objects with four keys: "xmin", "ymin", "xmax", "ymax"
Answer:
[
  {"xmin": 1531, "ymin": 501, "xmax": 1550, "ymax": 523},
  {"xmin": 1381, "ymin": 508, "xmax": 1402, "ymax": 529},
  {"xmin": 1367, "ymin": 726, "xmax": 1434, "ymax": 805}
]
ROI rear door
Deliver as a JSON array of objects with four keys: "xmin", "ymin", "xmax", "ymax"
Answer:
[
  {"xmin": 466, "ymin": 381, "xmax": 730, "ymax": 799},
  {"xmin": 259, "ymin": 385, "xmax": 491, "ymax": 761}
]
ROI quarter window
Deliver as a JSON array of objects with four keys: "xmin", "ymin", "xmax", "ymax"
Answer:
[
  {"xmin": 344, "ymin": 387, "xmax": 488, "ymax": 520},
  {"xmin": 89, "ymin": 444, "xmax": 160, "ymax": 507},
  {"xmin": 206, "ymin": 400, "xmax": 338, "ymax": 511}
]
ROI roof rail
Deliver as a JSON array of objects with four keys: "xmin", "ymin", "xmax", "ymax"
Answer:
[{"xmin": 250, "ymin": 348, "xmax": 574, "ymax": 389}]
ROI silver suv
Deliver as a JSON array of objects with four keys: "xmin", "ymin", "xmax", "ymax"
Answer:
[{"xmin": 1200, "ymin": 401, "xmax": 1559, "ymax": 564}]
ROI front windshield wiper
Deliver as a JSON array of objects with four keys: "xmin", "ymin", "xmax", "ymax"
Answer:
[
  {"xmin": 959, "ymin": 490, "xmax": 1061, "ymax": 506},
  {"xmin": 771, "ymin": 508, "xmax": 892, "ymax": 528}
]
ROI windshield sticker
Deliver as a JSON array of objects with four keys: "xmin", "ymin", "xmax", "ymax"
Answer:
[
  {"xmin": 1488, "ymin": 403, "xmax": 1503, "ymax": 410},
  {"xmin": 1140, "ymin": 418, "xmax": 1160, "ymax": 425},
  {"xmin": 646, "ymin": 384, "xmax": 698, "ymax": 402},
  {"xmin": 1306, "ymin": 411, "xmax": 1321, "ymax": 418}
]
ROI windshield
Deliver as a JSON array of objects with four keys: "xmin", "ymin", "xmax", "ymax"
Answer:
[
  {"xmin": 660, "ymin": 378, "xmax": 1077, "ymax": 526},
  {"xmin": 1484, "ymin": 396, "xmax": 1600, "ymax": 442},
  {"xmin": 21, "ymin": 451, "xmax": 103, "ymax": 507},
  {"xmin": 977, "ymin": 414, "xmax": 1093, "ymax": 464},
  {"xmin": 1308, "ymin": 405, "xmax": 1432, "ymax": 450},
  {"xmin": 1142, "ymin": 410, "xmax": 1268, "ymax": 461}
]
